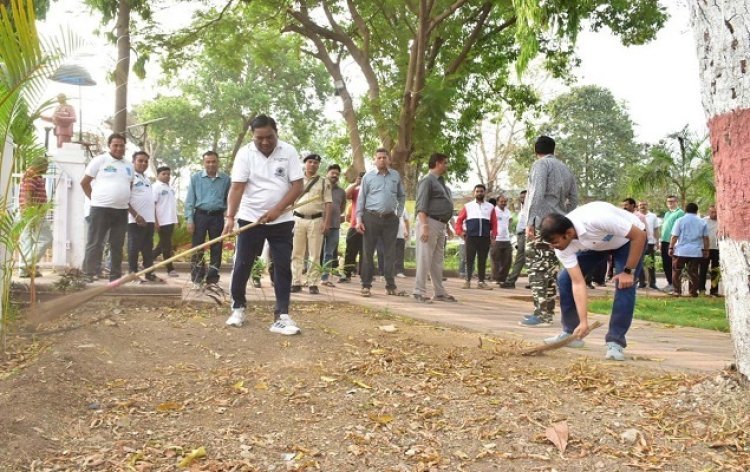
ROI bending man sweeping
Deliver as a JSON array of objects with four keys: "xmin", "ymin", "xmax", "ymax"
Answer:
[{"xmin": 538, "ymin": 202, "xmax": 647, "ymax": 361}]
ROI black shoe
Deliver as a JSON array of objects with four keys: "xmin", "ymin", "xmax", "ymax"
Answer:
[
  {"xmin": 500, "ymin": 282, "xmax": 515, "ymax": 289},
  {"xmin": 291, "ymin": 285, "xmax": 302, "ymax": 293},
  {"xmin": 252, "ymin": 279, "xmax": 261, "ymax": 288},
  {"xmin": 309, "ymin": 285, "xmax": 319, "ymax": 295},
  {"xmin": 524, "ymin": 284, "xmax": 531, "ymax": 289},
  {"xmin": 145, "ymin": 273, "xmax": 158, "ymax": 282},
  {"xmin": 338, "ymin": 277, "xmax": 350, "ymax": 284},
  {"xmin": 586, "ymin": 282, "xmax": 595, "ymax": 289},
  {"xmin": 638, "ymin": 284, "xmax": 647, "ymax": 289}
]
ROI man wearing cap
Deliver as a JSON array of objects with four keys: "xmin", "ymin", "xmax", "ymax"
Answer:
[
  {"xmin": 291, "ymin": 153, "xmax": 332, "ymax": 294},
  {"xmin": 223, "ymin": 115, "xmax": 304, "ymax": 335}
]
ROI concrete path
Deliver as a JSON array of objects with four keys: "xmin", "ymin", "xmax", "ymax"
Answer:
[
  {"xmin": 244, "ymin": 274, "xmax": 734, "ymax": 373},
  {"xmin": 16, "ymin": 270, "xmax": 734, "ymax": 373}
]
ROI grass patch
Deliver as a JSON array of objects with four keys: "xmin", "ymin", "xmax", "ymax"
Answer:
[{"xmin": 588, "ymin": 296, "xmax": 729, "ymax": 332}]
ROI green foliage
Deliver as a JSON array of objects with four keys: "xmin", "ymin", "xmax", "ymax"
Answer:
[
  {"xmin": 139, "ymin": 4, "xmax": 331, "ymax": 167},
  {"xmin": 536, "ymin": 85, "xmax": 641, "ymax": 200},
  {"xmin": 627, "ymin": 128, "xmax": 714, "ymax": 209},
  {"xmin": 589, "ymin": 295, "xmax": 728, "ymax": 332}
]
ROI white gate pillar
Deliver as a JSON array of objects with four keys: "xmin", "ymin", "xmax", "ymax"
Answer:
[{"xmin": 52, "ymin": 143, "xmax": 87, "ymax": 270}]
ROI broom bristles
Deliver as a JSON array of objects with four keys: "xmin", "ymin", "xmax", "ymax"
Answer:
[{"xmin": 26, "ymin": 274, "xmax": 137, "ymax": 326}]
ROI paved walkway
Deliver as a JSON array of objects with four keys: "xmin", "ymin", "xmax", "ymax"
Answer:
[
  {"xmin": 17, "ymin": 270, "xmax": 734, "ymax": 373},
  {"xmin": 239, "ymin": 274, "xmax": 734, "ymax": 373}
]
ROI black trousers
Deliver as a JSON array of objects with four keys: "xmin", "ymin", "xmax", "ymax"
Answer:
[
  {"xmin": 191, "ymin": 212, "xmax": 224, "ymax": 283},
  {"xmin": 230, "ymin": 220, "xmax": 293, "ymax": 318},
  {"xmin": 465, "ymin": 236, "xmax": 490, "ymax": 282},
  {"xmin": 394, "ymin": 238, "xmax": 406, "ymax": 274},
  {"xmin": 660, "ymin": 241, "xmax": 674, "ymax": 285},
  {"xmin": 128, "ymin": 222, "xmax": 155, "ymax": 274},
  {"xmin": 699, "ymin": 248, "xmax": 720, "ymax": 295},
  {"xmin": 343, "ymin": 227, "xmax": 363, "ymax": 278},
  {"xmin": 361, "ymin": 212, "xmax": 398, "ymax": 289},
  {"xmin": 152, "ymin": 223, "xmax": 175, "ymax": 273},
  {"xmin": 83, "ymin": 206, "xmax": 128, "ymax": 281}
]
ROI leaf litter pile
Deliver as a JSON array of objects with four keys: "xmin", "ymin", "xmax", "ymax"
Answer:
[{"xmin": 1, "ymin": 299, "xmax": 748, "ymax": 471}]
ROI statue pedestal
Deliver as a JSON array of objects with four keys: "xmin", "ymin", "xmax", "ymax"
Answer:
[{"xmin": 51, "ymin": 143, "xmax": 88, "ymax": 270}]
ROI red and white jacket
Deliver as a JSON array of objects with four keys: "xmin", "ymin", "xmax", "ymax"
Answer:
[{"xmin": 455, "ymin": 200, "xmax": 497, "ymax": 239}]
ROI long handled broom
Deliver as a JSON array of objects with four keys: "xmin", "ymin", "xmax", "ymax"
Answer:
[
  {"xmin": 27, "ymin": 197, "xmax": 320, "ymax": 326},
  {"xmin": 520, "ymin": 320, "xmax": 603, "ymax": 356}
]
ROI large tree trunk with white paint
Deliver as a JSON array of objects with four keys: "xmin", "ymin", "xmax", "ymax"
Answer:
[{"xmin": 689, "ymin": 0, "xmax": 750, "ymax": 377}]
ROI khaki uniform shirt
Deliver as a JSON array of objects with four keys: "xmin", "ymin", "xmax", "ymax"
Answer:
[{"xmin": 296, "ymin": 174, "xmax": 332, "ymax": 216}]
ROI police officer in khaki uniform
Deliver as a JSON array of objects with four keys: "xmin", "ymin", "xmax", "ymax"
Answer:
[{"xmin": 291, "ymin": 153, "xmax": 332, "ymax": 294}]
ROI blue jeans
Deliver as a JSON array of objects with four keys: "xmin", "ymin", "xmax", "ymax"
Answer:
[
  {"xmin": 321, "ymin": 228, "xmax": 340, "ymax": 281},
  {"xmin": 557, "ymin": 242, "xmax": 644, "ymax": 348},
  {"xmin": 230, "ymin": 220, "xmax": 294, "ymax": 318}
]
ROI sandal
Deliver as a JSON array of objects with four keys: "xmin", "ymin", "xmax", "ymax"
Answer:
[
  {"xmin": 413, "ymin": 294, "xmax": 432, "ymax": 304},
  {"xmin": 321, "ymin": 281, "xmax": 336, "ymax": 288}
]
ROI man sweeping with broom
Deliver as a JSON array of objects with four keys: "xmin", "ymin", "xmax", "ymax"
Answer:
[
  {"xmin": 538, "ymin": 202, "xmax": 647, "ymax": 361},
  {"xmin": 222, "ymin": 115, "xmax": 304, "ymax": 335}
]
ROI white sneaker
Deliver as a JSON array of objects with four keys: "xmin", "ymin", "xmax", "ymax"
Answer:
[
  {"xmin": 168, "ymin": 270, "xmax": 179, "ymax": 277},
  {"xmin": 605, "ymin": 342, "xmax": 625, "ymax": 361},
  {"xmin": 270, "ymin": 314, "xmax": 300, "ymax": 335},
  {"xmin": 396, "ymin": 273, "xmax": 406, "ymax": 278},
  {"xmin": 225, "ymin": 308, "xmax": 246, "ymax": 327},
  {"xmin": 544, "ymin": 332, "xmax": 585, "ymax": 348}
]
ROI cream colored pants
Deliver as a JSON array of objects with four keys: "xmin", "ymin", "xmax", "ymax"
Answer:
[{"xmin": 292, "ymin": 217, "xmax": 325, "ymax": 286}]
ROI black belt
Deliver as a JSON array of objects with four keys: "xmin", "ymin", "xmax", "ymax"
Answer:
[
  {"xmin": 365, "ymin": 209, "xmax": 396, "ymax": 218},
  {"xmin": 429, "ymin": 215, "xmax": 451, "ymax": 224},
  {"xmin": 294, "ymin": 211, "xmax": 323, "ymax": 220},
  {"xmin": 194, "ymin": 208, "xmax": 224, "ymax": 216}
]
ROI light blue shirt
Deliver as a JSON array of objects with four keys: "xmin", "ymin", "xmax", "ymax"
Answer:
[
  {"xmin": 671, "ymin": 213, "xmax": 707, "ymax": 257},
  {"xmin": 184, "ymin": 170, "xmax": 231, "ymax": 222},
  {"xmin": 355, "ymin": 168, "xmax": 405, "ymax": 221}
]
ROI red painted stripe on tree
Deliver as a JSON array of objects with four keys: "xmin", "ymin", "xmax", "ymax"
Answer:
[{"xmin": 708, "ymin": 107, "xmax": 750, "ymax": 240}]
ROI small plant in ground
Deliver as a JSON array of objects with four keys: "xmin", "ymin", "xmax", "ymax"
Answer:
[{"xmin": 53, "ymin": 268, "xmax": 88, "ymax": 293}]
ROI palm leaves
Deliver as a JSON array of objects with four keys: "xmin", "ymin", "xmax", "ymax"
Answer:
[{"xmin": 628, "ymin": 128, "xmax": 715, "ymax": 207}]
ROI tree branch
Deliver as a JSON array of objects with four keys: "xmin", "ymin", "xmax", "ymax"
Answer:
[
  {"xmin": 428, "ymin": 0, "xmax": 470, "ymax": 34},
  {"xmin": 445, "ymin": 2, "xmax": 493, "ymax": 76}
]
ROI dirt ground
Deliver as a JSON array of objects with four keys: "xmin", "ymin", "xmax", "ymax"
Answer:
[{"xmin": 1, "ymin": 298, "xmax": 748, "ymax": 471}]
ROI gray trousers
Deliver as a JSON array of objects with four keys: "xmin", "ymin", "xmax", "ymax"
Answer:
[
  {"xmin": 413, "ymin": 217, "xmax": 447, "ymax": 297},
  {"xmin": 506, "ymin": 232, "xmax": 526, "ymax": 284}
]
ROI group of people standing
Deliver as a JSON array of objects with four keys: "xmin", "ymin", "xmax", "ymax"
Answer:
[{"xmin": 43, "ymin": 116, "xmax": 718, "ymax": 362}]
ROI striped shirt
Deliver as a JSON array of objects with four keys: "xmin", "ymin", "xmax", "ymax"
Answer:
[
  {"xmin": 522, "ymin": 155, "xmax": 578, "ymax": 228},
  {"xmin": 19, "ymin": 173, "xmax": 47, "ymax": 210}
]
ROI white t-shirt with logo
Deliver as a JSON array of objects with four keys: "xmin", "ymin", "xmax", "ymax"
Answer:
[
  {"xmin": 85, "ymin": 153, "xmax": 134, "ymax": 209},
  {"xmin": 231, "ymin": 140, "xmax": 304, "ymax": 224},
  {"xmin": 555, "ymin": 202, "xmax": 645, "ymax": 269},
  {"xmin": 494, "ymin": 206, "xmax": 511, "ymax": 241},
  {"xmin": 128, "ymin": 172, "xmax": 155, "ymax": 223},
  {"xmin": 152, "ymin": 180, "xmax": 178, "ymax": 226}
]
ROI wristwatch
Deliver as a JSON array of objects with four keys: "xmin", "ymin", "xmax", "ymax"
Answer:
[{"xmin": 622, "ymin": 267, "xmax": 633, "ymax": 275}]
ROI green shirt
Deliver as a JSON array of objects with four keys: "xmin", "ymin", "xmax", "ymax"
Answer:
[{"xmin": 660, "ymin": 208, "xmax": 685, "ymax": 242}]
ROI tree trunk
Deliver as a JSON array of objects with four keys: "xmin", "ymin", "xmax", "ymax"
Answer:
[
  {"xmin": 689, "ymin": 0, "xmax": 750, "ymax": 377},
  {"xmin": 113, "ymin": 0, "xmax": 131, "ymax": 134},
  {"xmin": 229, "ymin": 116, "xmax": 253, "ymax": 162}
]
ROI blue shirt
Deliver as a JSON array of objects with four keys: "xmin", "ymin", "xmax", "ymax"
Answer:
[
  {"xmin": 671, "ymin": 213, "xmax": 707, "ymax": 257},
  {"xmin": 184, "ymin": 170, "xmax": 231, "ymax": 222},
  {"xmin": 356, "ymin": 168, "xmax": 405, "ymax": 220}
]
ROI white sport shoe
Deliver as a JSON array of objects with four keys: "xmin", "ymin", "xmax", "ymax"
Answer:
[
  {"xmin": 225, "ymin": 308, "xmax": 246, "ymax": 327},
  {"xmin": 605, "ymin": 342, "xmax": 625, "ymax": 361},
  {"xmin": 270, "ymin": 314, "xmax": 300, "ymax": 335},
  {"xmin": 544, "ymin": 332, "xmax": 585, "ymax": 348}
]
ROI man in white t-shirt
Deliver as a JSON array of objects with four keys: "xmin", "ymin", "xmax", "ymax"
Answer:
[
  {"xmin": 395, "ymin": 208, "xmax": 411, "ymax": 277},
  {"xmin": 538, "ymin": 202, "xmax": 647, "ymax": 361},
  {"xmin": 490, "ymin": 195, "xmax": 513, "ymax": 285},
  {"xmin": 152, "ymin": 166, "xmax": 179, "ymax": 277},
  {"xmin": 638, "ymin": 200, "xmax": 660, "ymax": 289},
  {"xmin": 80, "ymin": 133, "xmax": 134, "ymax": 282},
  {"xmin": 223, "ymin": 115, "xmax": 304, "ymax": 335},
  {"xmin": 126, "ymin": 151, "xmax": 158, "ymax": 282}
]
